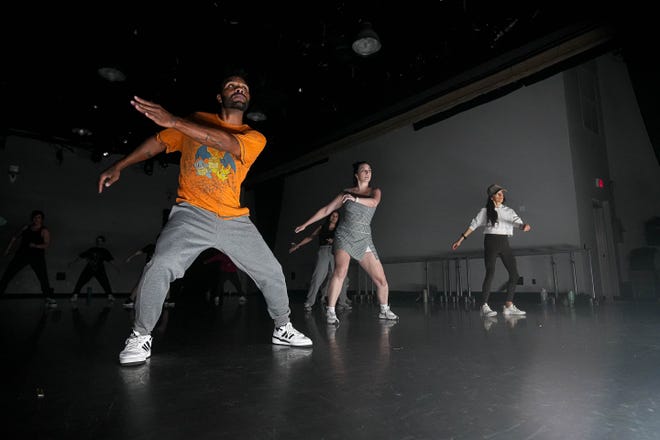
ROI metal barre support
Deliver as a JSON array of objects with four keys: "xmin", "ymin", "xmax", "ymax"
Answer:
[
  {"xmin": 465, "ymin": 256, "xmax": 473, "ymax": 305},
  {"xmin": 587, "ymin": 248, "xmax": 596, "ymax": 301},
  {"xmin": 454, "ymin": 259, "xmax": 461, "ymax": 305},
  {"xmin": 570, "ymin": 251, "xmax": 579, "ymax": 295},
  {"xmin": 360, "ymin": 247, "xmax": 594, "ymax": 305},
  {"xmin": 551, "ymin": 255, "xmax": 559, "ymax": 299}
]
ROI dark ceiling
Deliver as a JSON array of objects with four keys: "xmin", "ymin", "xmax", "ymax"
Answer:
[{"xmin": 0, "ymin": 2, "xmax": 647, "ymax": 179}]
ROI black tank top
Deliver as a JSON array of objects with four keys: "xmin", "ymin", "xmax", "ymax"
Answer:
[
  {"xmin": 18, "ymin": 226, "xmax": 45, "ymax": 255},
  {"xmin": 318, "ymin": 222, "xmax": 335, "ymax": 246}
]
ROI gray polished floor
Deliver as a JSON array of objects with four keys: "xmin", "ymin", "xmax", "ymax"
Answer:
[{"xmin": 3, "ymin": 293, "xmax": 660, "ymax": 440}]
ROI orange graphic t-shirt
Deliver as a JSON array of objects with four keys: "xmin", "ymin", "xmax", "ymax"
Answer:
[{"xmin": 156, "ymin": 112, "xmax": 266, "ymax": 219}]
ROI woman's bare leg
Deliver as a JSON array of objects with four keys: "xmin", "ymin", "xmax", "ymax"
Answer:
[
  {"xmin": 326, "ymin": 250, "xmax": 351, "ymax": 307},
  {"xmin": 358, "ymin": 253, "xmax": 389, "ymax": 305}
]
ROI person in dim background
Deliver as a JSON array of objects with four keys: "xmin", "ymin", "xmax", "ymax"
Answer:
[
  {"xmin": 452, "ymin": 184, "xmax": 531, "ymax": 317},
  {"xmin": 0, "ymin": 210, "xmax": 56, "ymax": 308},
  {"xmin": 203, "ymin": 250, "xmax": 247, "ymax": 306},
  {"xmin": 289, "ymin": 210, "xmax": 351, "ymax": 312},
  {"xmin": 69, "ymin": 235, "xmax": 117, "ymax": 304}
]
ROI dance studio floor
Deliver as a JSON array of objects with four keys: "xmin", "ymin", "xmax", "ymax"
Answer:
[{"xmin": 2, "ymin": 292, "xmax": 660, "ymax": 440}]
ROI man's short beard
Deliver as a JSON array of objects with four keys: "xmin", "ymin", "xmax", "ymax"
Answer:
[{"xmin": 224, "ymin": 100, "xmax": 248, "ymax": 112}]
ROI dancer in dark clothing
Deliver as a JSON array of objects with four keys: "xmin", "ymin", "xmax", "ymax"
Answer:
[
  {"xmin": 69, "ymin": 235, "xmax": 116, "ymax": 303},
  {"xmin": 0, "ymin": 210, "xmax": 56, "ymax": 307},
  {"xmin": 204, "ymin": 250, "xmax": 247, "ymax": 306}
]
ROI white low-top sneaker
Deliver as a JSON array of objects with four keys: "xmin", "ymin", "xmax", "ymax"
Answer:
[
  {"xmin": 272, "ymin": 322, "xmax": 313, "ymax": 347},
  {"xmin": 378, "ymin": 305, "xmax": 399, "ymax": 320},
  {"xmin": 480, "ymin": 303, "xmax": 497, "ymax": 317},
  {"xmin": 502, "ymin": 303, "xmax": 526, "ymax": 316},
  {"xmin": 119, "ymin": 331, "xmax": 152, "ymax": 366}
]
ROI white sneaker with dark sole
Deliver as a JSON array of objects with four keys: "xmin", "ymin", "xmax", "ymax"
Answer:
[
  {"xmin": 502, "ymin": 304, "xmax": 526, "ymax": 316},
  {"xmin": 378, "ymin": 306, "xmax": 399, "ymax": 320},
  {"xmin": 272, "ymin": 322, "xmax": 313, "ymax": 347},
  {"xmin": 480, "ymin": 303, "xmax": 497, "ymax": 317},
  {"xmin": 119, "ymin": 331, "xmax": 152, "ymax": 366}
]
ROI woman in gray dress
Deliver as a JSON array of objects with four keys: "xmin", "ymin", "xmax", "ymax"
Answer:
[{"xmin": 294, "ymin": 161, "xmax": 398, "ymax": 325}]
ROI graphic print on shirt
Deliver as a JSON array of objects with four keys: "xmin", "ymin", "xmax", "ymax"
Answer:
[{"xmin": 194, "ymin": 146, "xmax": 237, "ymax": 181}]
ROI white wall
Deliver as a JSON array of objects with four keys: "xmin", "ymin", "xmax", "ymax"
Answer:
[
  {"xmin": 278, "ymin": 73, "xmax": 584, "ymax": 295},
  {"xmin": 0, "ymin": 137, "xmax": 179, "ymax": 295},
  {"xmin": 277, "ymin": 52, "xmax": 659, "ymax": 299}
]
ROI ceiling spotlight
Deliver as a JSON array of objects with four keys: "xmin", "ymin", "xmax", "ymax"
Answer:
[
  {"xmin": 352, "ymin": 21, "xmax": 381, "ymax": 56},
  {"xmin": 72, "ymin": 127, "xmax": 93, "ymax": 136},
  {"xmin": 98, "ymin": 66, "xmax": 126, "ymax": 82},
  {"xmin": 246, "ymin": 110, "xmax": 267, "ymax": 122}
]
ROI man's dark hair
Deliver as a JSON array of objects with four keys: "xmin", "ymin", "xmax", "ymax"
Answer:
[
  {"xmin": 220, "ymin": 67, "xmax": 250, "ymax": 91},
  {"xmin": 31, "ymin": 210, "xmax": 45, "ymax": 220}
]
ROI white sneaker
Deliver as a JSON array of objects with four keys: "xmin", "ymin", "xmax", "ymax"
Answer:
[
  {"xmin": 502, "ymin": 303, "xmax": 526, "ymax": 316},
  {"xmin": 70, "ymin": 294, "xmax": 78, "ymax": 302},
  {"xmin": 480, "ymin": 303, "xmax": 497, "ymax": 317},
  {"xmin": 238, "ymin": 295, "xmax": 247, "ymax": 304},
  {"xmin": 272, "ymin": 322, "xmax": 313, "ymax": 347},
  {"xmin": 45, "ymin": 298, "xmax": 58, "ymax": 308},
  {"xmin": 326, "ymin": 309, "xmax": 340, "ymax": 325},
  {"xmin": 378, "ymin": 305, "xmax": 398, "ymax": 320},
  {"xmin": 119, "ymin": 331, "xmax": 152, "ymax": 366}
]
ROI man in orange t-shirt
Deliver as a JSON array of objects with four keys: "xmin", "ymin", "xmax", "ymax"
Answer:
[{"xmin": 99, "ymin": 72, "xmax": 312, "ymax": 366}]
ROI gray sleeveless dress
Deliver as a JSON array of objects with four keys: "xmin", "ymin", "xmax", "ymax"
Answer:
[{"xmin": 334, "ymin": 195, "xmax": 379, "ymax": 261}]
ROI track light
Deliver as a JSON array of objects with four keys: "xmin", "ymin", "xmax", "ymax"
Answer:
[{"xmin": 352, "ymin": 21, "xmax": 381, "ymax": 56}]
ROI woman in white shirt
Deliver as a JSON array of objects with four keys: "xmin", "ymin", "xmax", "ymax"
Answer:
[{"xmin": 451, "ymin": 184, "xmax": 531, "ymax": 317}]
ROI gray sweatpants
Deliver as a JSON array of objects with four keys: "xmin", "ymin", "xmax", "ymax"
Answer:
[
  {"xmin": 305, "ymin": 245, "xmax": 349, "ymax": 307},
  {"xmin": 134, "ymin": 203, "xmax": 290, "ymax": 334}
]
